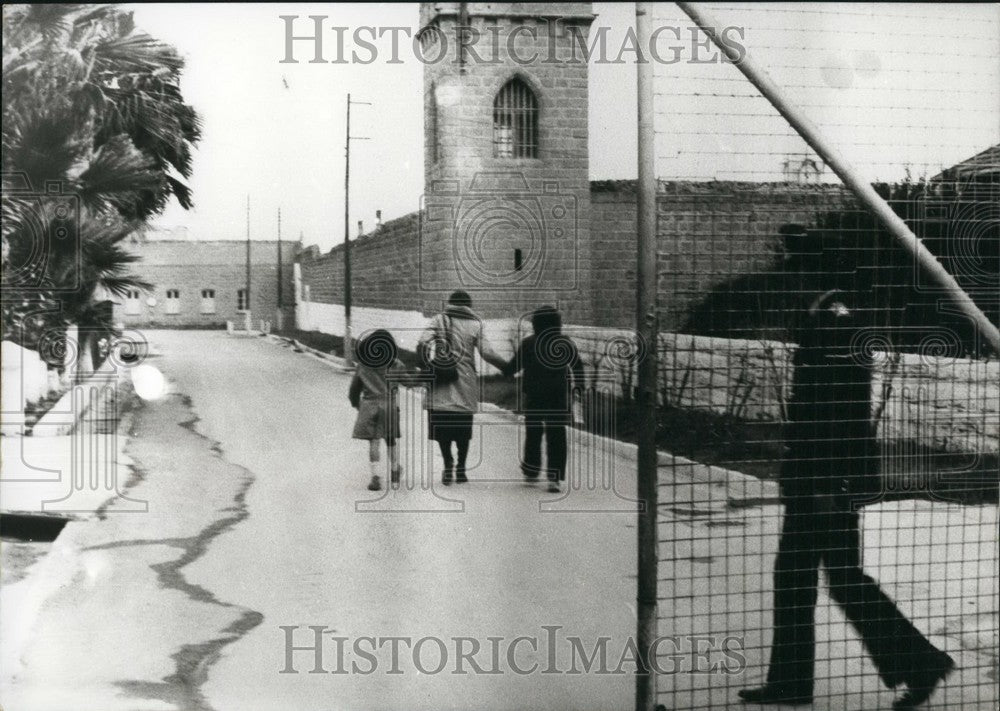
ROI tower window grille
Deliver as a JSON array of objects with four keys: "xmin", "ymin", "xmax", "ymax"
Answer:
[{"xmin": 493, "ymin": 78, "xmax": 538, "ymax": 159}]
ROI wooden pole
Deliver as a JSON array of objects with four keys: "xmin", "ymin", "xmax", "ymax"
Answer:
[
  {"xmin": 344, "ymin": 93, "xmax": 353, "ymax": 365},
  {"xmin": 245, "ymin": 194, "xmax": 251, "ymax": 318},
  {"xmin": 635, "ymin": 3, "xmax": 659, "ymax": 710},
  {"xmin": 277, "ymin": 207, "xmax": 284, "ymax": 330}
]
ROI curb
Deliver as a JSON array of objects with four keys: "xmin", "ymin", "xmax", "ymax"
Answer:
[
  {"xmin": 0, "ymin": 382, "xmax": 140, "ymax": 689},
  {"xmin": 267, "ymin": 334, "xmax": 354, "ymax": 372},
  {"xmin": 1, "ymin": 382, "xmax": 140, "ymax": 523},
  {"xmin": 33, "ymin": 368, "xmax": 124, "ymax": 437}
]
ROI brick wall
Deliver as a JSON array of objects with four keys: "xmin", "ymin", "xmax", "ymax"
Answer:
[
  {"xmin": 298, "ymin": 213, "xmax": 427, "ymax": 312},
  {"xmin": 300, "ymin": 180, "xmax": 856, "ymax": 331},
  {"xmin": 419, "ymin": 3, "xmax": 594, "ymax": 323},
  {"xmin": 588, "ymin": 180, "xmax": 857, "ymax": 329},
  {"xmin": 296, "ymin": 182, "xmax": 997, "ymax": 458}
]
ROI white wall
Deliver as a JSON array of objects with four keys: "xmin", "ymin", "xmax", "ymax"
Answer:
[
  {"xmin": 296, "ymin": 301, "xmax": 521, "ymax": 369},
  {"xmin": 295, "ymin": 302, "xmax": 998, "ymax": 456},
  {"xmin": 1, "ymin": 342, "xmax": 56, "ymax": 433}
]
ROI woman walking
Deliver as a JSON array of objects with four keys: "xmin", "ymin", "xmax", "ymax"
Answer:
[{"xmin": 418, "ymin": 290, "xmax": 507, "ymax": 485}]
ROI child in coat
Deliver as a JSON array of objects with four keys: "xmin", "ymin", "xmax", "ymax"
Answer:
[
  {"xmin": 501, "ymin": 306, "xmax": 584, "ymax": 493},
  {"xmin": 349, "ymin": 329, "xmax": 405, "ymax": 491}
]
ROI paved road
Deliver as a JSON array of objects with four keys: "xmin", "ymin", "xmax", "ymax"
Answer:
[{"xmin": 3, "ymin": 331, "xmax": 638, "ymax": 711}]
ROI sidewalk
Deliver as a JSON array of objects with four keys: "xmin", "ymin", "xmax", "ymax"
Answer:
[{"xmin": 655, "ymin": 470, "xmax": 998, "ymax": 709}]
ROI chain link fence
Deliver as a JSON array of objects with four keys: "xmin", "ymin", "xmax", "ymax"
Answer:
[{"xmin": 648, "ymin": 4, "xmax": 998, "ymax": 709}]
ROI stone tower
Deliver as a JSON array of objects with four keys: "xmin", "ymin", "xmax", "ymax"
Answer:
[{"xmin": 418, "ymin": 2, "xmax": 594, "ymax": 325}]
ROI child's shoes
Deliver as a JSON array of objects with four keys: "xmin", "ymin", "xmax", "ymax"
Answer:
[
  {"xmin": 390, "ymin": 465, "xmax": 402, "ymax": 485},
  {"xmin": 367, "ymin": 475, "xmax": 382, "ymax": 491}
]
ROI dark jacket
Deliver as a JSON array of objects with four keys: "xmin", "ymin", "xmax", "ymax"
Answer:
[
  {"xmin": 780, "ymin": 295, "xmax": 880, "ymax": 503},
  {"xmin": 502, "ymin": 332, "xmax": 584, "ymax": 413}
]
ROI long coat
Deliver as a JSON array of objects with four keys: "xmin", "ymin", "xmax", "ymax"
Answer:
[
  {"xmin": 780, "ymin": 297, "xmax": 880, "ymax": 503},
  {"xmin": 417, "ymin": 305, "xmax": 505, "ymax": 412}
]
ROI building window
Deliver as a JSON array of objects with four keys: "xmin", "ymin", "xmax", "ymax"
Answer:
[
  {"xmin": 200, "ymin": 289, "xmax": 216, "ymax": 314},
  {"xmin": 125, "ymin": 289, "xmax": 142, "ymax": 315},
  {"xmin": 493, "ymin": 78, "xmax": 538, "ymax": 159},
  {"xmin": 302, "ymin": 284, "xmax": 310, "ymax": 303},
  {"xmin": 237, "ymin": 288, "xmax": 248, "ymax": 311},
  {"xmin": 165, "ymin": 289, "xmax": 180, "ymax": 315}
]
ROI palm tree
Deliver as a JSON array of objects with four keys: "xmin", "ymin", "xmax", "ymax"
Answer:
[{"xmin": 2, "ymin": 4, "xmax": 201, "ymax": 374}]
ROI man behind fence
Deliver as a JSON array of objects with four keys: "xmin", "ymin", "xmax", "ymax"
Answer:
[{"xmin": 739, "ymin": 289, "xmax": 954, "ymax": 709}]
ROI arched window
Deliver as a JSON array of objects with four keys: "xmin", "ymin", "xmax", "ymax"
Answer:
[
  {"xmin": 493, "ymin": 78, "xmax": 538, "ymax": 158},
  {"xmin": 428, "ymin": 81, "xmax": 439, "ymax": 163}
]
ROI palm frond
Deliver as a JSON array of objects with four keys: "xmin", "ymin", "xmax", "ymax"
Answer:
[
  {"xmin": 2, "ymin": 3, "xmax": 200, "ymax": 342},
  {"xmin": 4, "ymin": 108, "xmax": 90, "ymax": 188},
  {"xmin": 166, "ymin": 175, "xmax": 193, "ymax": 209},
  {"xmin": 92, "ymin": 32, "xmax": 183, "ymax": 76},
  {"xmin": 20, "ymin": 4, "xmax": 79, "ymax": 45},
  {"xmin": 75, "ymin": 134, "xmax": 164, "ymax": 215},
  {"xmin": 98, "ymin": 273, "xmax": 152, "ymax": 298}
]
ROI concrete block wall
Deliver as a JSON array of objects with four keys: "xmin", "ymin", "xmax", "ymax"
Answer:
[
  {"xmin": 564, "ymin": 327, "xmax": 998, "ymax": 456},
  {"xmin": 588, "ymin": 180, "xmax": 857, "ymax": 329},
  {"xmin": 876, "ymin": 353, "xmax": 1000, "ymax": 455},
  {"xmin": 294, "ymin": 282, "xmax": 999, "ymax": 456},
  {"xmin": 298, "ymin": 213, "xmax": 432, "ymax": 312},
  {"xmin": 301, "ymin": 180, "xmax": 857, "ymax": 334}
]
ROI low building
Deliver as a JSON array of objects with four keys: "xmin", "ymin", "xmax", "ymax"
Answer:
[{"xmin": 113, "ymin": 230, "xmax": 298, "ymax": 329}]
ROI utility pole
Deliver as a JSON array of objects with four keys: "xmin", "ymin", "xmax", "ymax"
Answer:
[
  {"xmin": 634, "ymin": 3, "xmax": 659, "ymax": 711},
  {"xmin": 276, "ymin": 206, "xmax": 283, "ymax": 331},
  {"xmin": 344, "ymin": 93, "xmax": 371, "ymax": 365},
  {"xmin": 245, "ymin": 194, "xmax": 252, "ymax": 325}
]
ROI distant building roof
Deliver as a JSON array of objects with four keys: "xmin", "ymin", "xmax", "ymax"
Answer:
[
  {"xmin": 932, "ymin": 144, "xmax": 1000, "ymax": 182},
  {"xmin": 136, "ymin": 226, "xmax": 193, "ymax": 241}
]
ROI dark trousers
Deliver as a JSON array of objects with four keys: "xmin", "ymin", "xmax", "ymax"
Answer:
[
  {"xmin": 766, "ymin": 496, "xmax": 940, "ymax": 692},
  {"xmin": 522, "ymin": 412, "xmax": 568, "ymax": 481}
]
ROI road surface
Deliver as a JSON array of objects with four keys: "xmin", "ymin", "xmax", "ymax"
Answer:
[{"xmin": 3, "ymin": 330, "xmax": 638, "ymax": 711}]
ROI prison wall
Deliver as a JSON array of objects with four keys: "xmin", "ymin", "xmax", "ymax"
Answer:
[
  {"xmin": 299, "ymin": 180, "xmax": 858, "ymax": 336},
  {"xmin": 295, "ymin": 179, "xmax": 995, "ymax": 456},
  {"xmin": 588, "ymin": 181, "xmax": 857, "ymax": 329}
]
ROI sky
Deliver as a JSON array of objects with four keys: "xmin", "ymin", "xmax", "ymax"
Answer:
[{"xmin": 128, "ymin": 3, "xmax": 999, "ymax": 252}]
